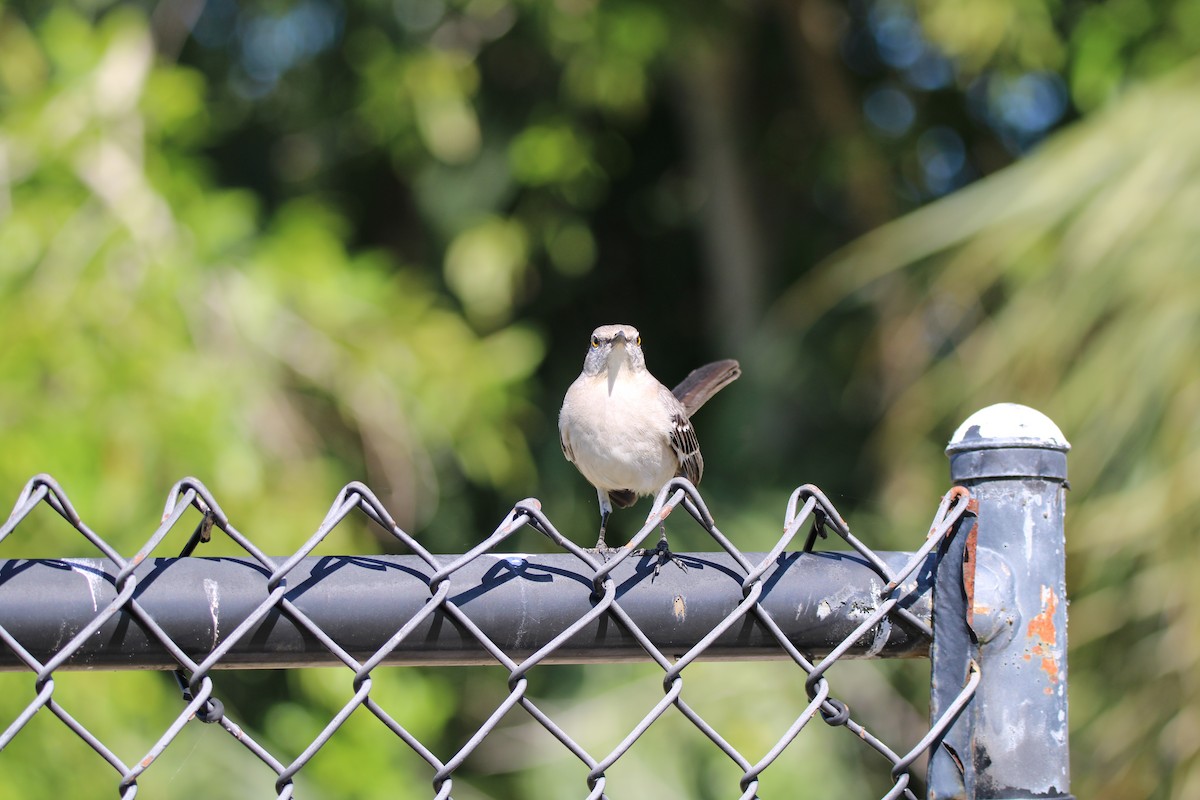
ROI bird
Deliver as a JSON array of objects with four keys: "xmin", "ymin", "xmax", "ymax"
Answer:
[{"xmin": 559, "ymin": 323, "xmax": 740, "ymax": 552}]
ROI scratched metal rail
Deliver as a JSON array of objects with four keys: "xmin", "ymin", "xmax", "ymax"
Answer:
[{"xmin": 0, "ymin": 406, "xmax": 1073, "ymax": 800}]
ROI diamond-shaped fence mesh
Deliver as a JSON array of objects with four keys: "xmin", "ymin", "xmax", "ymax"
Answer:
[{"xmin": 0, "ymin": 472, "xmax": 986, "ymax": 798}]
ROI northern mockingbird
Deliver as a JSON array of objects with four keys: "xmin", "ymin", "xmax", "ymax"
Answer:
[{"xmin": 559, "ymin": 323, "xmax": 740, "ymax": 551}]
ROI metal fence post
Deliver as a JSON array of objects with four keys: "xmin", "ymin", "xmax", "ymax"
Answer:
[{"xmin": 933, "ymin": 403, "xmax": 1073, "ymax": 799}]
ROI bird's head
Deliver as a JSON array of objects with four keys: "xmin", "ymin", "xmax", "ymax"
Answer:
[{"xmin": 582, "ymin": 323, "xmax": 645, "ymax": 377}]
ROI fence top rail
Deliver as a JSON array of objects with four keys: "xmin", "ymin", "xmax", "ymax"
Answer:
[{"xmin": 0, "ymin": 549, "xmax": 937, "ymax": 671}]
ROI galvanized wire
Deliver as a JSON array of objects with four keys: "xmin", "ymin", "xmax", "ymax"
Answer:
[{"xmin": 0, "ymin": 473, "xmax": 977, "ymax": 798}]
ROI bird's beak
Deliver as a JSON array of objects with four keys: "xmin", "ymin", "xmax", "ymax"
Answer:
[{"xmin": 605, "ymin": 332, "xmax": 629, "ymax": 381}]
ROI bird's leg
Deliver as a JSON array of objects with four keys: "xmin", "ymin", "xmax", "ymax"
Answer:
[{"xmin": 593, "ymin": 491, "xmax": 613, "ymax": 554}]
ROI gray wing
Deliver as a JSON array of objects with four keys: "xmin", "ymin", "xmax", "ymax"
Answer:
[
  {"xmin": 663, "ymin": 388, "xmax": 703, "ymax": 485},
  {"xmin": 559, "ymin": 421, "xmax": 576, "ymax": 464},
  {"xmin": 559, "ymin": 401, "xmax": 576, "ymax": 464}
]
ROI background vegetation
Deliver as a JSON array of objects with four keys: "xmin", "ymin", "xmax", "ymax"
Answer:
[{"xmin": 0, "ymin": 0, "xmax": 1196, "ymax": 797}]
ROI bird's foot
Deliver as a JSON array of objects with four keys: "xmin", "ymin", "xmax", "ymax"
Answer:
[
  {"xmin": 585, "ymin": 543, "xmax": 616, "ymax": 561},
  {"xmin": 648, "ymin": 537, "xmax": 687, "ymax": 580}
]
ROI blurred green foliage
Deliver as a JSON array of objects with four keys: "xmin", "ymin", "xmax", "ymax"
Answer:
[
  {"xmin": 0, "ymin": 6, "xmax": 543, "ymax": 549},
  {"xmin": 917, "ymin": 0, "xmax": 1200, "ymax": 110},
  {"xmin": 0, "ymin": 0, "xmax": 1197, "ymax": 797}
]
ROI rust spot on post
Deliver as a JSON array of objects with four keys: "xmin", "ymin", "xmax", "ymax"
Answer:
[
  {"xmin": 963, "ymin": 497, "xmax": 979, "ymax": 629},
  {"xmin": 1026, "ymin": 586, "xmax": 1058, "ymax": 646},
  {"xmin": 1027, "ymin": 586, "xmax": 1061, "ymax": 686}
]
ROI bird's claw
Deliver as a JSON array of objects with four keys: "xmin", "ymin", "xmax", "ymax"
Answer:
[
  {"xmin": 650, "ymin": 537, "xmax": 687, "ymax": 580},
  {"xmin": 583, "ymin": 547, "xmax": 609, "ymax": 560}
]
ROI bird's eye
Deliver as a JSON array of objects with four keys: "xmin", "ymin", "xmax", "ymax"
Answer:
[
  {"xmin": 591, "ymin": 336, "xmax": 600, "ymax": 348},
  {"xmin": 636, "ymin": 336, "xmax": 641, "ymax": 346}
]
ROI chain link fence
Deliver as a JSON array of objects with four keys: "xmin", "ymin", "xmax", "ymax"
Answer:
[{"xmin": 0, "ymin": 405, "xmax": 1072, "ymax": 799}]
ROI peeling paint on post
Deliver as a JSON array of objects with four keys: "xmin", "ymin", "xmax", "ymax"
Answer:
[{"xmin": 936, "ymin": 403, "xmax": 1073, "ymax": 799}]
